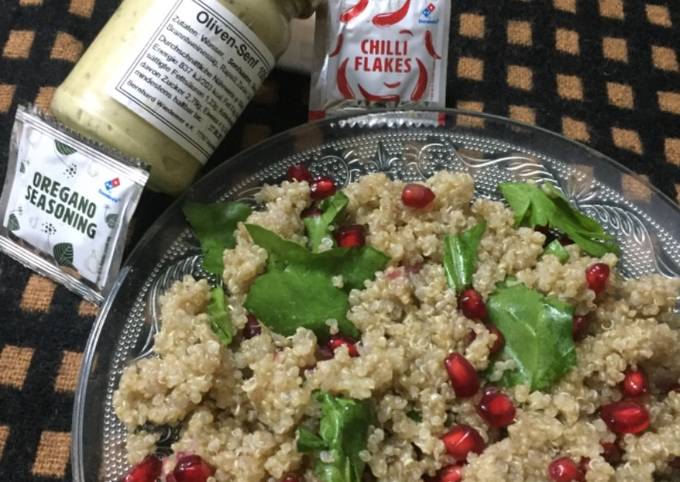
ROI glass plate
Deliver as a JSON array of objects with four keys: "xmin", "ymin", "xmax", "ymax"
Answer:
[{"xmin": 72, "ymin": 110, "xmax": 680, "ymax": 481}]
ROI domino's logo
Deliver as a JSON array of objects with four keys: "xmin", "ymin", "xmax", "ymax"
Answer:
[
  {"xmin": 420, "ymin": 2, "xmax": 439, "ymax": 23},
  {"xmin": 104, "ymin": 177, "xmax": 121, "ymax": 191}
]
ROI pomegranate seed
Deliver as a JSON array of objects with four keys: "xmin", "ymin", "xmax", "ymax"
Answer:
[
  {"xmin": 436, "ymin": 464, "xmax": 464, "ymax": 482},
  {"xmin": 334, "ymin": 225, "xmax": 365, "ymax": 248},
  {"xmin": 243, "ymin": 314, "xmax": 262, "ymax": 339},
  {"xmin": 600, "ymin": 400, "xmax": 650, "ymax": 434},
  {"xmin": 621, "ymin": 368, "xmax": 648, "ymax": 398},
  {"xmin": 123, "ymin": 455, "xmax": 162, "ymax": 482},
  {"xmin": 572, "ymin": 315, "xmax": 589, "ymax": 341},
  {"xmin": 327, "ymin": 335, "xmax": 359, "ymax": 357},
  {"xmin": 441, "ymin": 424, "xmax": 486, "ymax": 461},
  {"xmin": 301, "ymin": 207, "xmax": 322, "ymax": 218},
  {"xmin": 287, "ymin": 164, "xmax": 312, "ymax": 183},
  {"xmin": 169, "ymin": 454, "xmax": 215, "ymax": 482},
  {"xmin": 600, "ymin": 441, "xmax": 623, "ymax": 465},
  {"xmin": 669, "ymin": 457, "xmax": 680, "ymax": 470},
  {"xmin": 465, "ymin": 330, "xmax": 477, "ymax": 346},
  {"xmin": 486, "ymin": 325, "xmax": 505, "ymax": 355},
  {"xmin": 585, "ymin": 263, "xmax": 610, "ymax": 295},
  {"xmin": 578, "ymin": 457, "xmax": 590, "ymax": 474},
  {"xmin": 401, "ymin": 183, "xmax": 435, "ymax": 208},
  {"xmin": 458, "ymin": 289, "xmax": 487, "ymax": 320},
  {"xmin": 444, "ymin": 353, "xmax": 480, "ymax": 398},
  {"xmin": 315, "ymin": 344, "xmax": 334, "ymax": 361},
  {"xmin": 548, "ymin": 457, "xmax": 584, "ymax": 482},
  {"xmin": 310, "ymin": 177, "xmax": 336, "ymax": 200},
  {"xmin": 477, "ymin": 390, "xmax": 516, "ymax": 428},
  {"xmin": 280, "ymin": 475, "xmax": 301, "ymax": 482}
]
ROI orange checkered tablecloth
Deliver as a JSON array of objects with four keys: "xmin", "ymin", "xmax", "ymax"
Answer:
[{"xmin": 0, "ymin": 0, "xmax": 679, "ymax": 480}]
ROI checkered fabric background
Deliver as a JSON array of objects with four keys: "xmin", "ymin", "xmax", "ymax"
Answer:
[{"xmin": 0, "ymin": 0, "xmax": 678, "ymax": 480}]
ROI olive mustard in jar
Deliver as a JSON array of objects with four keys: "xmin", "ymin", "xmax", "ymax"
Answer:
[{"xmin": 50, "ymin": 0, "xmax": 318, "ymax": 195}]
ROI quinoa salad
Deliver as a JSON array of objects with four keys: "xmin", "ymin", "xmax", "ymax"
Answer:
[{"xmin": 113, "ymin": 168, "xmax": 680, "ymax": 482}]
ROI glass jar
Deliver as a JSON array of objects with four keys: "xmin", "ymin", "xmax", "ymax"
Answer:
[{"xmin": 50, "ymin": 0, "xmax": 317, "ymax": 195}]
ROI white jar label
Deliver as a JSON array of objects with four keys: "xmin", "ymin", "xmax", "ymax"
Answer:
[{"xmin": 110, "ymin": 0, "xmax": 275, "ymax": 164}]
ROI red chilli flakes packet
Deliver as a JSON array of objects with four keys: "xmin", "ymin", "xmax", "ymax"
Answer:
[{"xmin": 310, "ymin": 0, "xmax": 451, "ymax": 120}]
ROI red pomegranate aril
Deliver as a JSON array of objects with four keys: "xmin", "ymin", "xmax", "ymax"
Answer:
[
  {"xmin": 327, "ymin": 334, "xmax": 359, "ymax": 357},
  {"xmin": 310, "ymin": 177, "xmax": 337, "ymax": 200},
  {"xmin": 477, "ymin": 390, "xmax": 516, "ymax": 428},
  {"xmin": 335, "ymin": 225, "xmax": 365, "ymax": 248},
  {"xmin": 170, "ymin": 454, "xmax": 215, "ymax": 482},
  {"xmin": 621, "ymin": 367, "xmax": 648, "ymax": 398},
  {"xmin": 287, "ymin": 164, "xmax": 312, "ymax": 183},
  {"xmin": 458, "ymin": 289, "xmax": 487, "ymax": 320},
  {"xmin": 301, "ymin": 207, "xmax": 322, "ymax": 218},
  {"xmin": 572, "ymin": 315, "xmax": 589, "ymax": 342},
  {"xmin": 441, "ymin": 424, "xmax": 486, "ymax": 461},
  {"xmin": 548, "ymin": 457, "xmax": 584, "ymax": 482},
  {"xmin": 585, "ymin": 263, "xmax": 610, "ymax": 295},
  {"xmin": 600, "ymin": 441, "xmax": 623, "ymax": 465},
  {"xmin": 122, "ymin": 455, "xmax": 162, "ymax": 482},
  {"xmin": 600, "ymin": 400, "xmax": 650, "ymax": 434},
  {"xmin": 486, "ymin": 325, "xmax": 505, "ymax": 355},
  {"xmin": 444, "ymin": 353, "xmax": 480, "ymax": 398},
  {"xmin": 669, "ymin": 457, "xmax": 680, "ymax": 470},
  {"xmin": 243, "ymin": 314, "xmax": 262, "ymax": 339},
  {"xmin": 436, "ymin": 464, "xmax": 464, "ymax": 482},
  {"xmin": 315, "ymin": 344, "xmax": 335, "ymax": 361},
  {"xmin": 402, "ymin": 183, "xmax": 435, "ymax": 208}
]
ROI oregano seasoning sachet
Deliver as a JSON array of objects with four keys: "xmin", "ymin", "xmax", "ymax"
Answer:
[{"xmin": 0, "ymin": 105, "xmax": 149, "ymax": 303}]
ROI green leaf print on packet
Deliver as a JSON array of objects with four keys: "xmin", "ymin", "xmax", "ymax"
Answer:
[
  {"xmin": 487, "ymin": 282, "xmax": 576, "ymax": 391},
  {"xmin": 7, "ymin": 214, "xmax": 20, "ymax": 232},
  {"xmin": 53, "ymin": 243, "xmax": 74, "ymax": 267},
  {"xmin": 183, "ymin": 201, "xmax": 252, "ymax": 276},
  {"xmin": 54, "ymin": 140, "xmax": 77, "ymax": 156},
  {"xmin": 105, "ymin": 214, "xmax": 119, "ymax": 229},
  {"xmin": 297, "ymin": 392, "xmax": 375, "ymax": 482}
]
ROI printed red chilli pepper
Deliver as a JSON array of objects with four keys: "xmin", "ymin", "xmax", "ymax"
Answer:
[
  {"xmin": 372, "ymin": 0, "xmax": 412, "ymax": 26},
  {"xmin": 337, "ymin": 58, "xmax": 355, "ymax": 99},
  {"xmin": 399, "ymin": 29, "xmax": 414, "ymax": 36},
  {"xmin": 410, "ymin": 59, "xmax": 429, "ymax": 101},
  {"xmin": 425, "ymin": 30, "xmax": 442, "ymax": 59},
  {"xmin": 340, "ymin": 0, "xmax": 370, "ymax": 23},
  {"xmin": 358, "ymin": 84, "xmax": 401, "ymax": 103},
  {"xmin": 329, "ymin": 34, "xmax": 344, "ymax": 58}
]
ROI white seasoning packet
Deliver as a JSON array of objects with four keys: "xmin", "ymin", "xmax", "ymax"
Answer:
[{"xmin": 0, "ymin": 105, "xmax": 149, "ymax": 304}]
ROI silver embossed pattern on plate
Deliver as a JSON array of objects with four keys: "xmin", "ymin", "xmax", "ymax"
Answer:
[{"xmin": 72, "ymin": 110, "xmax": 680, "ymax": 481}]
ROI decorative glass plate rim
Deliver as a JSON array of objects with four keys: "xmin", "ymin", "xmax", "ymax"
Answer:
[{"xmin": 71, "ymin": 108, "xmax": 680, "ymax": 481}]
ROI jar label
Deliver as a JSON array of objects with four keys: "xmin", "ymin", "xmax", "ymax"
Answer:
[{"xmin": 109, "ymin": 0, "xmax": 275, "ymax": 164}]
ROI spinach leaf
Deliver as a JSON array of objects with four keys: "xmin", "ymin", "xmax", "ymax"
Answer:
[
  {"xmin": 443, "ymin": 221, "xmax": 486, "ymax": 294},
  {"xmin": 487, "ymin": 282, "xmax": 576, "ymax": 391},
  {"xmin": 207, "ymin": 287, "xmax": 234, "ymax": 346},
  {"xmin": 183, "ymin": 201, "xmax": 252, "ymax": 276},
  {"xmin": 543, "ymin": 239, "xmax": 570, "ymax": 263},
  {"xmin": 246, "ymin": 224, "xmax": 389, "ymax": 291},
  {"xmin": 244, "ymin": 267, "xmax": 359, "ymax": 340},
  {"xmin": 297, "ymin": 392, "xmax": 375, "ymax": 482},
  {"xmin": 499, "ymin": 182, "xmax": 618, "ymax": 257},
  {"xmin": 305, "ymin": 192, "xmax": 349, "ymax": 252}
]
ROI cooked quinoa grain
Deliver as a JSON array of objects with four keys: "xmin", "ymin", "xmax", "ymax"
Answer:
[{"xmin": 113, "ymin": 173, "xmax": 680, "ymax": 482}]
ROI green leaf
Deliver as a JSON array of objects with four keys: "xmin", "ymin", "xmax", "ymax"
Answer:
[
  {"xmin": 487, "ymin": 282, "xmax": 576, "ymax": 391},
  {"xmin": 297, "ymin": 427, "xmax": 327, "ymax": 452},
  {"xmin": 244, "ymin": 267, "xmax": 358, "ymax": 340},
  {"xmin": 53, "ymin": 243, "xmax": 74, "ymax": 267},
  {"xmin": 305, "ymin": 192, "xmax": 349, "ymax": 252},
  {"xmin": 246, "ymin": 224, "xmax": 389, "ymax": 292},
  {"xmin": 443, "ymin": 221, "xmax": 486, "ymax": 294},
  {"xmin": 543, "ymin": 239, "xmax": 570, "ymax": 264},
  {"xmin": 406, "ymin": 409, "xmax": 422, "ymax": 422},
  {"xmin": 298, "ymin": 392, "xmax": 375, "ymax": 482},
  {"xmin": 183, "ymin": 202, "xmax": 252, "ymax": 276},
  {"xmin": 206, "ymin": 287, "xmax": 234, "ymax": 346},
  {"xmin": 7, "ymin": 214, "xmax": 20, "ymax": 232},
  {"xmin": 105, "ymin": 214, "xmax": 119, "ymax": 229},
  {"xmin": 499, "ymin": 182, "xmax": 619, "ymax": 257},
  {"xmin": 55, "ymin": 140, "xmax": 77, "ymax": 156}
]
